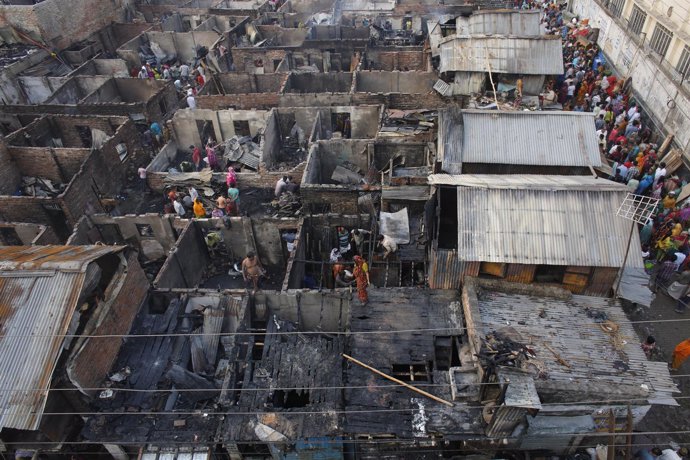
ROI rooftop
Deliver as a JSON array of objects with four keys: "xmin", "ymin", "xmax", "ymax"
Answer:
[
  {"xmin": 429, "ymin": 174, "xmax": 643, "ymax": 268},
  {"xmin": 0, "ymin": 246, "xmax": 124, "ymax": 431},
  {"xmin": 463, "ymin": 278, "xmax": 678, "ymax": 405},
  {"xmin": 439, "ymin": 109, "xmax": 602, "ymax": 173}
]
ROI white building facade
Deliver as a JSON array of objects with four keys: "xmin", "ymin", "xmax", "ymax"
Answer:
[{"xmin": 570, "ymin": 0, "xmax": 690, "ymax": 156}]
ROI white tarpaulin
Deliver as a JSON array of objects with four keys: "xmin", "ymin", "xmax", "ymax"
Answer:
[{"xmin": 379, "ymin": 208, "xmax": 410, "ymax": 244}]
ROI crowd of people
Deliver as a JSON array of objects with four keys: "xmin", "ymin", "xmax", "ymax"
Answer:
[{"xmin": 541, "ymin": 5, "xmax": 690, "ymax": 315}]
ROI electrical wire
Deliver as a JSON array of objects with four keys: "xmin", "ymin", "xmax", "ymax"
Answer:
[
  {"xmin": 0, "ymin": 374, "xmax": 688, "ymax": 394},
  {"xmin": 2, "ymin": 436, "xmax": 690, "ymax": 448},
  {"xmin": 3, "ymin": 393, "xmax": 690, "ymax": 417},
  {"xmin": 7, "ymin": 313, "xmax": 690, "ymax": 339},
  {"xmin": 0, "ymin": 327, "xmax": 465, "ymax": 339}
]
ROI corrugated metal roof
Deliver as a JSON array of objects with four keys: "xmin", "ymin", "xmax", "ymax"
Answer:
[
  {"xmin": 429, "ymin": 174, "xmax": 626, "ymax": 190},
  {"xmin": 442, "ymin": 110, "xmax": 602, "ymax": 169},
  {"xmin": 0, "ymin": 245, "xmax": 122, "ymax": 271},
  {"xmin": 446, "ymin": 175, "xmax": 643, "ymax": 267},
  {"xmin": 457, "ymin": 11, "xmax": 541, "ymax": 36},
  {"xmin": 0, "ymin": 245, "xmax": 123, "ymax": 431},
  {"xmin": 473, "ymin": 288, "xmax": 678, "ymax": 402},
  {"xmin": 439, "ymin": 36, "xmax": 564, "ymax": 74}
]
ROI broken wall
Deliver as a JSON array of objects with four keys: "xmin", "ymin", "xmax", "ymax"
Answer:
[
  {"xmin": 0, "ymin": 0, "xmax": 131, "ymax": 50},
  {"xmin": 355, "ymin": 71, "xmax": 436, "ymax": 94},
  {"xmin": 251, "ymin": 217, "xmax": 297, "ymax": 269},
  {"xmin": 67, "ymin": 251, "xmax": 149, "ymax": 394},
  {"xmin": 68, "ymin": 59, "xmax": 130, "ymax": 78},
  {"xmin": 0, "ymin": 222, "xmax": 59, "ymax": 245},
  {"xmin": 58, "ymin": 118, "xmax": 139, "ymax": 224},
  {"xmin": 44, "ymin": 76, "xmax": 111, "ymax": 105},
  {"xmin": 7, "ymin": 145, "xmax": 89, "ymax": 183},
  {"xmin": 0, "ymin": 48, "xmax": 50, "ymax": 104},
  {"xmin": 154, "ymin": 220, "xmax": 211, "ymax": 289},
  {"xmin": 364, "ymin": 47, "xmax": 428, "ymax": 71},
  {"xmin": 213, "ymin": 73, "xmax": 287, "ymax": 94},
  {"xmin": 17, "ymin": 76, "xmax": 68, "ymax": 105},
  {"xmin": 67, "ymin": 214, "xmax": 179, "ymax": 257},
  {"xmin": 301, "ymin": 140, "xmax": 371, "ymax": 213},
  {"xmin": 117, "ymin": 31, "xmax": 224, "ymax": 68},
  {"xmin": 229, "ymin": 48, "xmax": 288, "ymax": 73},
  {"xmin": 170, "ymin": 108, "xmax": 270, "ymax": 148},
  {"xmin": 284, "ymin": 72, "xmax": 353, "ymax": 94},
  {"xmin": 257, "ymin": 290, "xmax": 350, "ymax": 332}
]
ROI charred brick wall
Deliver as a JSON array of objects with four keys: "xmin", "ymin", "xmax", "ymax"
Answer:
[{"xmin": 66, "ymin": 251, "xmax": 149, "ymax": 394}]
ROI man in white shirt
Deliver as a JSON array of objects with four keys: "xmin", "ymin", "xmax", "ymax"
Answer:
[
  {"xmin": 377, "ymin": 234, "xmax": 397, "ymax": 259},
  {"xmin": 654, "ymin": 161, "xmax": 667, "ymax": 186},
  {"xmin": 179, "ymin": 63, "xmax": 190, "ymax": 82},
  {"xmin": 186, "ymin": 90, "xmax": 196, "ymax": 109}
]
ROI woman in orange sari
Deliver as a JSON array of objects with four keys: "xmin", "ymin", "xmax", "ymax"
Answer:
[
  {"xmin": 671, "ymin": 339, "xmax": 690, "ymax": 370},
  {"xmin": 353, "ymin": 255, "xmax": 370, "ymax": 306}
]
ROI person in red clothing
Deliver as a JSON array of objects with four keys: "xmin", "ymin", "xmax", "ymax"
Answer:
[{"xmin": 190, "ymin": 144, "xmax": 202, "ymax": 171}]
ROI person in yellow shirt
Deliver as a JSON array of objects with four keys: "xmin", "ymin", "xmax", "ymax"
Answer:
[{"xmin": 193, "ymin": 198, "xmax": 206, "ymax": 218}]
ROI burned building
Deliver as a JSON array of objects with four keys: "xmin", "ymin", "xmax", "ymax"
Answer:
[
  {"xmin": 0, "ymin": 115, "xmax": 140, "ymax": 239},
  {"xmin": 0, "ymin": 245, "xmax": 149, "ymax": 450},
  {"xmin": 0, "ymin": 0, "xmax": 683, "ymax": 457}
]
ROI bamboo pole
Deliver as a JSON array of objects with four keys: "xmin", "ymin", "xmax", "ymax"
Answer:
[{"xmin": 342, "ymin": 353, "xmax": 454, "ymax": 407}]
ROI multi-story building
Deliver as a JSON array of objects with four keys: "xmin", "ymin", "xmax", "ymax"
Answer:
[{"xmin": 570, "ymin": 0, "xmax": 690, "ymax": 157}]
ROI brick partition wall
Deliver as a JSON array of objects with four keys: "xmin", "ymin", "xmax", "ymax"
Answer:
[
  {"xmin": 196, "ymin": 93, "xmax": 281, "ymax": 110},
  {"xmin": 66, "ymin": 251, "xmax": 149, "ymax": 395}
]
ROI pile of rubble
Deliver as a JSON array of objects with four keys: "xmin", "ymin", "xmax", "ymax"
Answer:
[
  {"xmin": 480, "ymin": 328, "xmax": 538, "ymax": 370},
  {"xmin": 20, "ymin": 176, "xmax": 65, "ymax": 197},
  {"xmin": 267, "ymin": 191, "xmax": 302, "ymax": 218},
  {"xmin": 379, "ymin": 110, "xmax": 437, "ymax": 137},
  {"xmin": 222, "ymin": 135, "xmax": 261, "ymax": 171}
]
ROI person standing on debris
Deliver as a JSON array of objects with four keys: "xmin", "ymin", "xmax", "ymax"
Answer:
[
  {"xmin": 285, "ymin": 175, "xmax": 298, "ymax": 194},
  {"xmin": 211, "ymin": 203, "xmax": 225, "ymax": 218},
  {"xmin": 353, "ymin": 255, "xmax": 370, "ymax": 306},
  {"xmin": 337, "ymin": 227, "xmax": 351, "ymax": 257},
  {"xmin": 193, "ymin": 198, "xmax": 206, "ymax": 218},
  {"xmin": 188, "ymin": 186, "xmax": 199, "ymax": 202},
  {"xmin": 351, "ymin": 229, "xmax": 371, "ymax": 256},
  {"xmin": 640, "ymin": 336, "xmax": 656, "ymax": 358},
  {"xmin": 180, "ymin": 62, "xmax": 190, "ymax": 83},
  {"xmin": 150, "ymin": 121, "xmax": 163, "ymax": 147},
  {"xmin": 186, "ymin": 89, "xmax": 197, "ymax": 110},
  {"xmin": 275, "ymin": 176, "xmax": 288, "ymax": 197},
  {"xmin": 191, "ymin": 145, "xmax": 202, "ymax": 171},
  {"xmin": 227, "ymin": 184, "xmax": 240, "ymax": 216},
  {"xmin": 242, "ymin": 251, "xmax": 265, "ymax": 294},
  {"xmin": 138, "ymin": 66, "xmax": 148, "ymax": 79},
  {"xmin": 216, "ymin": 194, "xmax": 227, "ymax": 210},
  {"xmin": 670, "ymin": 338, "xmax": 690, "ymax": 371},
  {"xmin": 206, "ymin": 141, "xmax": 219, "ymax": 170},
  {"xmin": 377, "ymin": 234, "xmax": 397, "ymax": 259},
  {"xmin": 137, "ymin": 166, "xmax": 148, "ymax": 193},
  {"xmin": 226, "ymin": 166, "xmax": 237, "ymax": 187},
  {"xmin": 173, "ymin": 197, "xmax": 186, "ymax": 217}
]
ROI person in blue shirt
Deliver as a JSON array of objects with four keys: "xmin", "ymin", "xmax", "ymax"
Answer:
[
  {"xmin": 636, "ymin": 173, "xmax": 654, "ymax": 195},
  {"xmin": 150, "ymin": 121, "xmax": 163, "ymax": 148}
]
